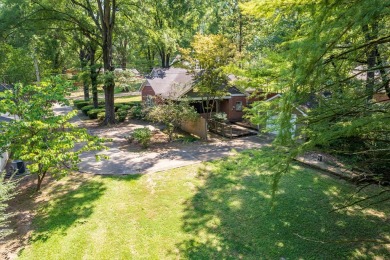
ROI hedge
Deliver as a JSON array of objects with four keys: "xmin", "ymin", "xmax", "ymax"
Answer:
[
  {"xmin": 75, "ymin": 101, "xmax": 90, "ymax": 109},
  {"xmin": 87, "ymin": 108, "xmax": 106, "ymax": 119},
  {"xmin": 81, "ymin": 105, "xmax": 95, "ymax": 115}
]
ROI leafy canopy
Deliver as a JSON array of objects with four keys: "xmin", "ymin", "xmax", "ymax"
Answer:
[{"xmin": 0, "ymin": 77, "xmax": 106, "ymax": 191}]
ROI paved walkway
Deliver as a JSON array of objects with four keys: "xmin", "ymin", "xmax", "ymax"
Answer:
[
  {"xmin": 79, "ymin": 135, "xmax": 270, "ymax": 175},
  {"xmin": 53, "ymin": 104, "xmax": 271, "ymax": 175}
]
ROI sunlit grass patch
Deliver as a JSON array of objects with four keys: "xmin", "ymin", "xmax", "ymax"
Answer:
[{"xmin": 18, "ymin": 151, "xmax": 389, "ymax": 259}]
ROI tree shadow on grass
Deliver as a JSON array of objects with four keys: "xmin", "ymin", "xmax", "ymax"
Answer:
[
  {"xmin": 29, "ymin": 178, "xmax": 107, "ymax": 243},
  {"xmin": 177, "ymin": 150, "xmax": 390, "ymax": 259}
]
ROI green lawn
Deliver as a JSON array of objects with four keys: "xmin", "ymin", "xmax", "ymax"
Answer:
[
  {"xmin": 114, "ymin": 95, "xmax": 141, "ymax": 103},
  {"xmin": 19, "ymin": 150, "xmax": 389, "ymax": 259}
]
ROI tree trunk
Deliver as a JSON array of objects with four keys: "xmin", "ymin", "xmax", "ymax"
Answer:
[
  {"xmin": 89, "ymin": 46, "xmax": 99, "ymax": 108},
  {"xmin": 160, "ymin": 49, "xmax": 166, "ymax": 68},
  {"xmin": 121, "ymin": 39, "xmax": 128, "ymax": 70},
  {"xmin": 98, "ymin": 0, "xmax": 116, "ymax": 125},
  {"xmin": 362, "ymin": 23, "xmax": 377, "ymax": 101},
  {"xmin": 375, "ymin": 48, "xmax": 390, "ymax": 98},
  {"xmin": 146, "ymin": 46, "xmax": 155, "ymax": 71},
  {"xmin": 165, "ymin": 53, "xmax": 170, "ymax": 68},
  {"xmin": 79, "ymin": 48, "xmax": 90, "ymax": 101},
  {"xmin": 36, "ymin": 171, "xmax": 47, "ymax": 192},
  {"xmin": 33, "ymin": 52, "xmax": 41, "ymax": 84},
  {"xmin": 238, "ymin": 13, "xmax": 243, "ymax": 53}
]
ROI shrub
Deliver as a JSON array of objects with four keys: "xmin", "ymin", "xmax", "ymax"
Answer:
[
  {"xmin": 147, "ymin": 101, "xmax": 198, "ymax": 141},
  {"xmin": 212, "ymin": 112, "xmax": 228, "ymax": 122},
  {"xmin": 97, "ymin": 111, "xmax": 105, "ymax": 122},
  {"xmin": 129, "ymin": 104, "xmax": 144, "ymax": 120},
  {"xmin": 87, "ymin": 108, "xmax": 105, "ymax": 119},
  {"xmin": 74, "ymin": 101, "xmax": 90, "ymax": 109},
  {"xmin": 116, "ymin": 105, "xmax": 132, "ymax": 122},
  {"xmin": 116, "ymin": 109, "xmax": 128, "ymax": 122},
  {"xmin": 114, "ymin": 103, "xmax": 124, "ymax": 111},
  {"xmin": 73, "ymin": 99, "xmax": 85, "ymax": 105},
  {"xmin": 132, "ymin": 127, "xmax": 152, "ymax": 148},
  {"xmin": 81, "ymin": 105, "xmax": 95, "ymax": 115}
]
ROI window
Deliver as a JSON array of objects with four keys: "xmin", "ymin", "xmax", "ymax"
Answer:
[
  {"xmin": 145, "ymin": 95, "xmax": 154, "ymax": 107},
  {"xmin": 235, "ymin": 101, "xmax": 243, "ymax": 111}
]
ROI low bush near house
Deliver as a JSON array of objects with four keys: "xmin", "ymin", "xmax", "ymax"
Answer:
[
  {"xmin": 212, "ymin": 112, "xmax": 228, "ymax": 122},
  {"xmin": 131, "ymin": 127, "xmax": 152, "ymax": 148},
  {"xmin": 129, "ymin": 104, "xmax": 145, "ymax": 120}
]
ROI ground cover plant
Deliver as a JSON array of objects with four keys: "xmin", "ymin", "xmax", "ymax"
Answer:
[{"xmin": 16, "ymin": 150, "xmax": 389, "ymax": 259}]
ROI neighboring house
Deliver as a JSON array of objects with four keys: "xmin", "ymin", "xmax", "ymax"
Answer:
[
  {"xmin": 259, "ymin": 93, "xmax": 308, "ymax": 136},
  {"xmin": 0, "ymin": 83, "xmax": 12, "ymax": 97},
  {"xmin": 140, "ymin": 68, "xmax": 278, "ymax": 122}
]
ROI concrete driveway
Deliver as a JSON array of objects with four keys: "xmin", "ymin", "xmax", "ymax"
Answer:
[
  {"xmin": 54, "ymin": 103, "xmax": 271, "ymax": 175},
  {"xmin": 78, "ymin": 134, "xmax": 271, "ymax": 175}
]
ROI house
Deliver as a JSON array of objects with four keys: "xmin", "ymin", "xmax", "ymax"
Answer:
[{"xmin": 140, "ymin": 68, "xmax": 276, "ymax": 122}]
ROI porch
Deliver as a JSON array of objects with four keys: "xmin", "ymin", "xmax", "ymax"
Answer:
[{"xmin": 208, "ymin": 119, "xmax": 258, "ymax": 139}]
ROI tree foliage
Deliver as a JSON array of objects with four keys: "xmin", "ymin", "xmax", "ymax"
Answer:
[
  {"xmin": 147, "ymin": 100, "xmax": 198, "ymax": 142},
  {"xmin": 241, "ymin": 0, "xmax": 390, "ymax": 191},
  {"xmin": 0, "ymin": 77, "xmax": 106, "ymax": 191},
  {"xmin": 181, "ymin": 34, "xmax": 236, "ymax": 117}
]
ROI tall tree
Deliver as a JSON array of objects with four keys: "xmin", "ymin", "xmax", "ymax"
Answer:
[
  {"xmin": 181, "ymin": 34, "xmax": 236, "ymax": 118},
  {"xmin": 241, "ymin": 0, "xmax": 390, "ymax": 194},
  {"xmin": 0, "ymin": 77, "xmax": 106, "ymax": 191}
]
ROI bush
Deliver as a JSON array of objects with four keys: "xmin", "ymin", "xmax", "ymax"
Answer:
[
  {"xmin": 87, "ymin": 108, "xmax": 105, "ymax": 119},
  {"xmin": 212, "ymin": 112, "xmax": 228, "ymax": 122},
  {"xmin": 97, "ymin": 111, "xmax": 105, "ymax": 122},
  {"xmin": 131, "ymin": 127, "xmax": 152, "ymax": 148},
  {"xmin": 73, "ymin": 99, "xmax": 85, "ymax": 105},
  {"xmin": 129, "ymin": 104, "xmax": 144, "ymax": 120},
  {"xmin": 81, "ymin": 105, "xmax": 95, "ymax": 115},
  {"xmin": 115, "ymin": 105, "xmax": 132, "ymax": 122},
  {"xmin": 74, "ymin": 100, "xmax": 90, "ymax": 109},
  {"xmin": 116, "ymin": 110, "xmax": 128, "ymax": 122},
  {"xmin": 114, "ymin": 103, "xmax": 124, "ymax": 111}
]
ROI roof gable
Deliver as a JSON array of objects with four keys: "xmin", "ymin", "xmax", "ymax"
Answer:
[{"xmin": 145, "ymin": 68, "xmax": 193, "ymax": 99}]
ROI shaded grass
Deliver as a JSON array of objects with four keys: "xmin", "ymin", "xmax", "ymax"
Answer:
[{"xmin": 18, "ymin": 151, "xmax": 389, "ymax": 259}]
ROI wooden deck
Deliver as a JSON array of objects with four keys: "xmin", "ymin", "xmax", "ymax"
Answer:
[{"xmin": 208, "ymin": 120, "xmax": 258, "ymax": 138}]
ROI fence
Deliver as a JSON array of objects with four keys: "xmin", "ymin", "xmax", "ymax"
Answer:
[
  {"xmin": 208, "ymin": 119, "xmax": 257, "ymax": 138},
  {"xmin": 180, "ymin": 117, "xmax": 208, "ymax": 140}
]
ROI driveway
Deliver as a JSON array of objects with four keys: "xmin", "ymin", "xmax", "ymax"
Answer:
[
  {"xmin": 54, "ymin": 104, "xmax": 271, "ymax": 175},
  {"xmin": 78, "ymin": 134, "xmax": 271, "ymax": 175}
]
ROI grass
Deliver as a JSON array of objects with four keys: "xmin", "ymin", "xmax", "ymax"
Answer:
[
  {"xmin": 114, "ymin": 95, "xmax": 141, "ymax": 103},
  {"xmin": 18, "ymin": 150, "xmax": 389, "ymax": 259}
]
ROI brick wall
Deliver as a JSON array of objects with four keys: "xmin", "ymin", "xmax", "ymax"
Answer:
[
  {"xmin": 141, "ymin": 86, "xmax": 155, "ymax": 102},
  {"xmin": 228, "ymin": 96, "xmax": 246, "ymax": 122}
]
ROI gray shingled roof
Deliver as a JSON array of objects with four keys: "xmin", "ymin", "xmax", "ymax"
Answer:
[
  {"xmin": 143, "ymin": 68, "xmax": 245, "ymax": 99},
  {"xmin": 143, "ymin": 68, "xmax": 194, "ymax": 99},
  {"xmin": 0, "ymin": 84, "xmax": 12, "ymax": 92},
  {"xmin": 0, "ymin": 116, "xmax": 12, "ymax": 123}
]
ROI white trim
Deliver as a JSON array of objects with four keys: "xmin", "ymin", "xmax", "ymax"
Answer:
[
  {"xmin": 295, "ymin": 107, "xmax": 308, "ymax": 117},
  {"xmin": 178, "ymin": 96, "xmax": 229, "ymax": 101},
  {"xmin": 265, "ymin": 93, "xmax": 282, "ymax": 102}
]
